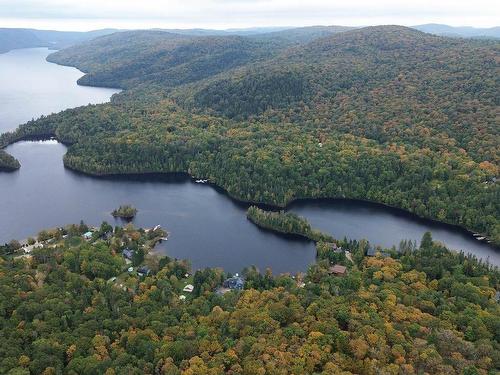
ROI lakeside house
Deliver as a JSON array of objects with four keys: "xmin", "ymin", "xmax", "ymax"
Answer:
[
  {"xmin": 216, "ymin": 276, "xmax": 246, "ymax": 295},
  {"xmin": 183, "ymin": 284, "xmax": 194, "ymax": 293},
  {"xmin": 137, "ymin": 266, "xmax": 151, "ymax": 277},
  {"xmin": 122, "ymin": 248, "xmax": 134, "ymax": 260},
  {"xmin": 83, "ymin": 231, "xmax": 93, "ymax": 240},
  {"xmin": 223, "ymin": 276, "xmax": 245, "ymax": 290},
  {"xmin": 329, "ymin": 264, "xmax": 348, "ymax": 277}
]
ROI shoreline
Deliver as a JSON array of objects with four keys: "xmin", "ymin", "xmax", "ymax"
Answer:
[
  {"xmin": 2, "ymin": 136, "xmax": 499, "ymax": 253},
  {"xmin": 59, "ymin": 155, "xmax": 500, "ymax": 251}
]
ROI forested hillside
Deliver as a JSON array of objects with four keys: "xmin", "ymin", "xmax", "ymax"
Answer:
[
  {"xmin": 1, "ymin": 25, "xmax": 499, "ymax": 244},
  {"xmin": 1, "ymin": 223, "xmax": 499, "ymax": 374},
  {"xmin": 46, "ymin": 31, "xmax": 287, "ymax": 89}
]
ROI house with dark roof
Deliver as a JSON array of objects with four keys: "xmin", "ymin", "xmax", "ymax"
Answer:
[
  {"xmin": 137, "ymin": 266, "xmax": 151, "ymax": 277},
  {"xmin": 122, "ymin": 248, "xmax": 134, "ymax": 260},
  {"xmin": 223, "ymin": 276, "xmax": 245, "ymax": 290}
]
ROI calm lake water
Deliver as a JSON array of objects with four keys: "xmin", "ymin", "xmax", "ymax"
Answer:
[
  {"xmin": 0, "ymin": 48, "xmax": 498, "ymax": 272},
  {"xmin": 0, "ymin": 48, "xmax": 118, "ymax": 133}
]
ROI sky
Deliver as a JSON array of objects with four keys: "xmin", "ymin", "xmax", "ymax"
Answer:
[{"xmin": 0, "ymin": 0, "xmax": 499, "ymax": 31}]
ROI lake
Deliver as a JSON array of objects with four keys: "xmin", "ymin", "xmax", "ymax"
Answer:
[
  {"xmin": 0, "ymin": 48, "xmax": 499, "ymax": 272},
  {"xmin": 0, "ymin": 48, "xmax": 118, "ymax": 133}
]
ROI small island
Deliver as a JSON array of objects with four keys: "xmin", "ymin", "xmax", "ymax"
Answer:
[
  {"xmin": 0, "ymin": 150, "xmax": 20, "ymax": 171},
  {"xmin": 112, "ymin": 204, "xmax": 137, "ymax": 220}
]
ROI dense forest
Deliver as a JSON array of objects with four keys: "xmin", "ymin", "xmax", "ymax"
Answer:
[
  {"xmin": 0, "ymin": 25, "xmax": 498, "ymax": 245},
  {"xmin": 0, "ymin": 222, "xmax": 499, "ymax": 374},
  {"xmin": 111, "ymin": 205, "xmax": 138, "ymax": 219}
]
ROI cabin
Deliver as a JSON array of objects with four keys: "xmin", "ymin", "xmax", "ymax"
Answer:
[
  {"xmin": 329, "ymin": 264, "xmax": 348, "ymax": 277},
  {"xmin": 137, "ymin": 266, "xmax": 151, "ymax": 277},
  {"xmin": 122, "ymin": 248, "xmax": 134, "ymax": 260},
  {"xmin": 83, "ymin": 231, "xmax": 93, "ymax": 240},
  {"xmin": 223, "ymin": 276, "xmax": 245, "ymax": 290},
  {"xmin": 183, "ymin": 284, "xmax": 194, "ymax": 293}
]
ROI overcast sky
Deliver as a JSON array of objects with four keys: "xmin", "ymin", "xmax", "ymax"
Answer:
[{"xmin": 0, "ymin": 0, "xmax": 498, "ymax": 31}]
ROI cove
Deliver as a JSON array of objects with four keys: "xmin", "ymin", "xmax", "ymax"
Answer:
[{"xmin": 0, "ymin": 48, "xmax": 498, "ymax": 272}]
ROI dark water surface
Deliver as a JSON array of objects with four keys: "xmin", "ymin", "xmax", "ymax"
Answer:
[
  {"xmin": 0, "ymin": 48, "xmax": 498, "ymax": 272},
  {"xmin": 1, "ymin": 141, "xmax": 317, "ymax": 273}
]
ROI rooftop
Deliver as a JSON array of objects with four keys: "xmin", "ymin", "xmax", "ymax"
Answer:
[
  {"xmin": 329, "ymin": 264, "xmax": 347, "ymax": 275},
  {"xmin": 183, "ymin": 284, "xmax": 194, "ymax": 293},
  {"xmin": 223, "ymin": 276, "xmax": 245, "ymax": 290}
]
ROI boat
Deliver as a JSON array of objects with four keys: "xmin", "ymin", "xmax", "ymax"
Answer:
[
  {"xmin": 476, "ymin": 237, "xmax": 486, "ymax": 241},
  {"xmin": 195, "ymin": 179, "xmax": 208, "ymax": 184}
]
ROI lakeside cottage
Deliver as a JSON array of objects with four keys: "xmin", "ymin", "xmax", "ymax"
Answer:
[
  {"xmin": 83, "ymin": 231, "xmax": 93, "ymax": 240},
  {"xmin": 223, "ymin": 276, "xmax": 245, "ymax": 290},
  {"xmin": 329, "ymin": 264, "xmax": 347, "ymax": 277},
  {"xmin": 122, "ymin": 248, "xmax": 134, "ymax": 260},
  {"xmin": 216, "ymin": 276, "xmax": 246, "ymax": 295},
  {"xmin": 137, "ymin": 266, "xmax": 151, "ymax": 277},
  {"xmin": 183, "ymin": 284, "xmax": 194, "ymax": 293}
]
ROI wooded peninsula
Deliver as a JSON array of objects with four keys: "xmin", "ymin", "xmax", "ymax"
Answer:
[{"xmin": 247, "ymin": 206, "xmax": 334, "ymax": 242}]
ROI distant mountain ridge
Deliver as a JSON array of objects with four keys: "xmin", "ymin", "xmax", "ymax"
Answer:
[
  {"xmin": 0, "ymin": 28, "xmax": 119, "ymax": 54},
  {"xmin": 413, "ymin": 23, "xmax": 500, "ymax": 39},
  {"xmin": 2, "ymin": 24, "xmax": 499, "ymax": 55}
]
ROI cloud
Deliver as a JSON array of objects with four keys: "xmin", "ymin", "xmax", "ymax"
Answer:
[{"xmin": 0, "ymin": 0, "xmax": 498, "ymax": 30}]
